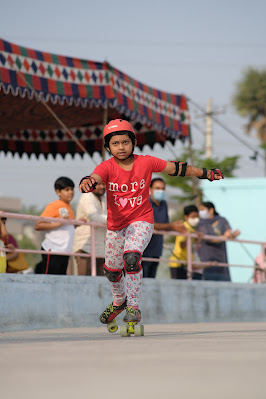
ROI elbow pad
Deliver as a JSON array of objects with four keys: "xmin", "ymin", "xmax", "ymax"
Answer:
[{"xmin": 168, "ymin": 161, "xmax": 187, "ymax": 177}]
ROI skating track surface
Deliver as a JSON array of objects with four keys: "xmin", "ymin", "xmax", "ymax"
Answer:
[{"xmin": 1, "ymin": 322, "xmax": 266, "ymax": 399}]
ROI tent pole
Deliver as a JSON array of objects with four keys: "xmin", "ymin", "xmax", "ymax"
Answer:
[{"xmin": 102, "ymin": 108, "xmax": 108, "ymax": 161}]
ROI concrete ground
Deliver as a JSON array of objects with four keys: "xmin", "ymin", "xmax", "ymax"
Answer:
[{"xmin": 1, "ymin": 322, "xmax": 266, "ymax": 399}]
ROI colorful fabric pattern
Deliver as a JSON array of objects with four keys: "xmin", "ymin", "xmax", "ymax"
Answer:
[
  {"xmin": 105, "ymin": 221, "xmax": 154, "ymax": 307},
  {"xmin": 0, "ymin": 38, "xmax": 190, "ymax": 158}
]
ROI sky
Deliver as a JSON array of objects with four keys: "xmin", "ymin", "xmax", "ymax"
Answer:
[{"xmin": 1, "ymin": 0, "xmax": 266, "ymax": 208}]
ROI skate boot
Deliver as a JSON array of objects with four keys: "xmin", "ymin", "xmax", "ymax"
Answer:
[
  {"xmin": 123, "ymin": 307, "xmax": 141, "ymax": 323},
  {"xmin": 120, "ymin": 307, "xmax": 144, "ymax": 337},
  {"xmin": 99, "ymin": 298, "xmax": 127, "ymax": 328}
]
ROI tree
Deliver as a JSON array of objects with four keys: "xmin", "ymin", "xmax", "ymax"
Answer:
[
  {"xmin": 21, "ymin": 204, "xmax": 44, "ymax": 216},
  {"xmin": 162, "ymin": 148, "xmax": 239, "ymax": 205},
  {"xmin": 15, "ymin": 234, "xmax": 40, "ymax": 270},
  {"xmin": 232, "ymin": 67, "xmax": 266, "ymax": 142}
]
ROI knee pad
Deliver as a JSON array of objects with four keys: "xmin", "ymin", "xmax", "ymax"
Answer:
[
  {"xmin": 103, "ymin": 264, "xmax": 123, "ymax": 282},
  {"xmin": 123, "ymin": 251, "xmax": 142, "ymax": 274}
]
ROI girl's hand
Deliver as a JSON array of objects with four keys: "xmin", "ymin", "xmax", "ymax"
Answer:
[
  {"xmin": 79, "ymin": 176, "xmax": 98, "ymax": 193},
  {"xmin": 207, "ymin": 169, "xmax": 224, "ymax": 181}
]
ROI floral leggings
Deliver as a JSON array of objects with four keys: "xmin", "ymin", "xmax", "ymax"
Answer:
[{"xmin": 105, "ymin": 221, "xmax": 154, "ymax": 308}]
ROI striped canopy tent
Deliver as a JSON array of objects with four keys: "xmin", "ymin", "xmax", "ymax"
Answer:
[{"xmin": 0, "ymin": 38, "xmax": 190, "ymax": 159}]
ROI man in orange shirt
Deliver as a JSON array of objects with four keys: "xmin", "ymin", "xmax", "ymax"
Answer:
[{"xmin": 35, "ymin": 177, "xmax": 75, "ymax": 275}]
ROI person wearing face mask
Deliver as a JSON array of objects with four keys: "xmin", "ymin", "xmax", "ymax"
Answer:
[
  {"xmin": 197, "ymin": 201, "xmax": 240, "ymax": 281},
  {"xmin": 169, "ymin": 205, "xmax": 203, "ymax": 280},
  {"xmin": 142, "ymin": 178, "xmax": 187, "ymax": 278}
]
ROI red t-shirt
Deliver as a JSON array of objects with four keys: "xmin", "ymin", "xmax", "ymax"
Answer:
[{"xmin": 93, "ymin": 155, "xmax": 167, "ymax": 230}]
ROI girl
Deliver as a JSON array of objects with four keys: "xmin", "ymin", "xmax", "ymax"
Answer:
[{"xmin": 79, "ymin": 119, "xmax": 223, "ymax": 324}]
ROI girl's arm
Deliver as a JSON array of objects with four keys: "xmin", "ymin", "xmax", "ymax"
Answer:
[{"xmin": 162, "ymin": 161, "xmax": 224, "ymax": 181}]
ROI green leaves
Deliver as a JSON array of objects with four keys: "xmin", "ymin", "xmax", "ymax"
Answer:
[
  {"xmin": 162, "ymin": 148, "xmax": 239, "ymax": 203},
  {"xmin": 232, "ymin": 68, "xmax": 266, "ymax": 141}
]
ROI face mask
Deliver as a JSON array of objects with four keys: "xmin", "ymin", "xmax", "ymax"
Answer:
[
  {"xmin": 153, "ymin": 189, "xmax": 165, "ymax": 202},
  {"xmin": 199, "ymin": 209, "xmax": 209, "ymax": 219},
  {"xmin": 187, "ymin": 217, "xmax": 200, "ymax": 227}
]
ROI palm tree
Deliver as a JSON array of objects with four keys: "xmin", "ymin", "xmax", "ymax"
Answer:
[{"xmin": 232, "ymin": 68, "xmax": 266, "ymax": 173}]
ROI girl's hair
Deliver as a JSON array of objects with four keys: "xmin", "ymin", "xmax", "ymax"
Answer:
[
  {"xmin": 54, "ymin": 177, "xmax": 75, "ymax": 191},
  {"xmin": 202, "ymin": 201, "xmax": 219, "ymax": 216},
  {"xmin": 104, "ymin": 131, "xmax": 136, "ymax": 154}
]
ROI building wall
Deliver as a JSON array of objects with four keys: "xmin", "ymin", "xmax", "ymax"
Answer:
[
  {"xmin": 201, "ymin": 178, "xmax": 266, "ymax": 283},
  {"xmin": 0, "ymin": 196, "xmax": 22, "ymax": 234}
]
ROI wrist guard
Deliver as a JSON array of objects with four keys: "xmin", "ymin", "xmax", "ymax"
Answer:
[
  {"xmin": 198, "ymin": 168, "xmax": 208, "ymax": 179},
  {"xmin": 198, "ymin": 168, "xmax": 224, "ymax": 181},
  {"xmin": 168, "ymin": 161, "xmax": 187, "ymax": 177},
  {"xmin": 208, "ymin": 168, "xmax": 224, "ymax": 181},
  {"xmin": 79, "ymin": 176, "xmax": 98, "ymax": 193}
]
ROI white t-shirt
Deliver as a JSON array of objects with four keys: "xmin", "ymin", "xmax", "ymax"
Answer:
[
  {"xmin": 41, "ymin": 200, "xmax": 75, "ymax": 253},
  {"xmin": 42, "ymin": 224, "xmax": 75, "ymax": 253},
  {"xmin": 72, "ymin": 193, "xmax": 107, "ymax": 256}
]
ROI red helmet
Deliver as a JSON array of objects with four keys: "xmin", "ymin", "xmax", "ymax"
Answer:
[{"xmin": 103, "ymin": 119, "xmax": 135, "ymax": 139}]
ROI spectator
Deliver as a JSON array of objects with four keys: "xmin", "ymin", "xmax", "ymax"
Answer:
[
  {"xmin": 197, "ymin": 201, "xmax": 240, "ymax": 281},
  {"xmin": 142, "ymin": 178, "xmax": 187, "ymax": 278},
  {"xmin": 169, "ymin": 204, "xmax": 203, "ymax": 280},
  {"xmin": 0, "ymin": 217, "xmax": 28, "ymax": 273},
  {"xmin": 253, "ymin": 248, "xmax": 266, "ymax": 283},
  {"xmin": 35, "ymin": 177, "xmax": 75, "ymax": 275},
  {"xmin": 73, "ymin": 182, "xmax": 107, "ymax": 275}
]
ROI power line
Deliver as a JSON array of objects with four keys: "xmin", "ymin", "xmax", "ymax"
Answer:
[
  {"xmin": 187, "ymin": 98, "xmax": 265, "ymax": 163},
  {"xmin": 4, "ymin": 36, "xmax": 266, "ymax": 48}
]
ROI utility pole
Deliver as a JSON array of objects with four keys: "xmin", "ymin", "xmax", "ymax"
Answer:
[
  {"xmin": 188, "ymin": 131, "xmax": 201, "ymax": 207},
  {"xmin": 205, "ymin": 98, "xmax": 213, "ymax": 158}
]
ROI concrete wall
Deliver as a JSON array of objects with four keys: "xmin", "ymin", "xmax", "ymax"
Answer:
[{"xmin": 1, "ymin": 274, "xmax": 266, "ymax": 332}]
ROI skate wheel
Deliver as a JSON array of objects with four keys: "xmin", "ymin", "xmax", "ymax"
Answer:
[
  {"xmin": 107, "ymin": 320, "xmax": 118, "ymax": 333},
  {"xmin": 134, "ymin": 324, "xmax": 144, "ymax": 337},
  {"xmin": 120, "ymin": 325, "xmax": 130, "ymax": 337}
]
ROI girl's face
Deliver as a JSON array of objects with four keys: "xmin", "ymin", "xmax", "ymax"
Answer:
[{"xmin": 108, "ymin": 134, "xmax": 134, "ymax": 160}]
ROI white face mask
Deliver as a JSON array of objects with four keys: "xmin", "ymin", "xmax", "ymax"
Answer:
[
  {"xmin": 153, "ymin": 189, "xmax": 165, "ymax": 202},
  {"xmin": 187, "ymin": 217, "xmax": 200, "ymax": 227},
  {"xmin": 199, "ymin": 209, "xmax": 209, "ymax": 219}
]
